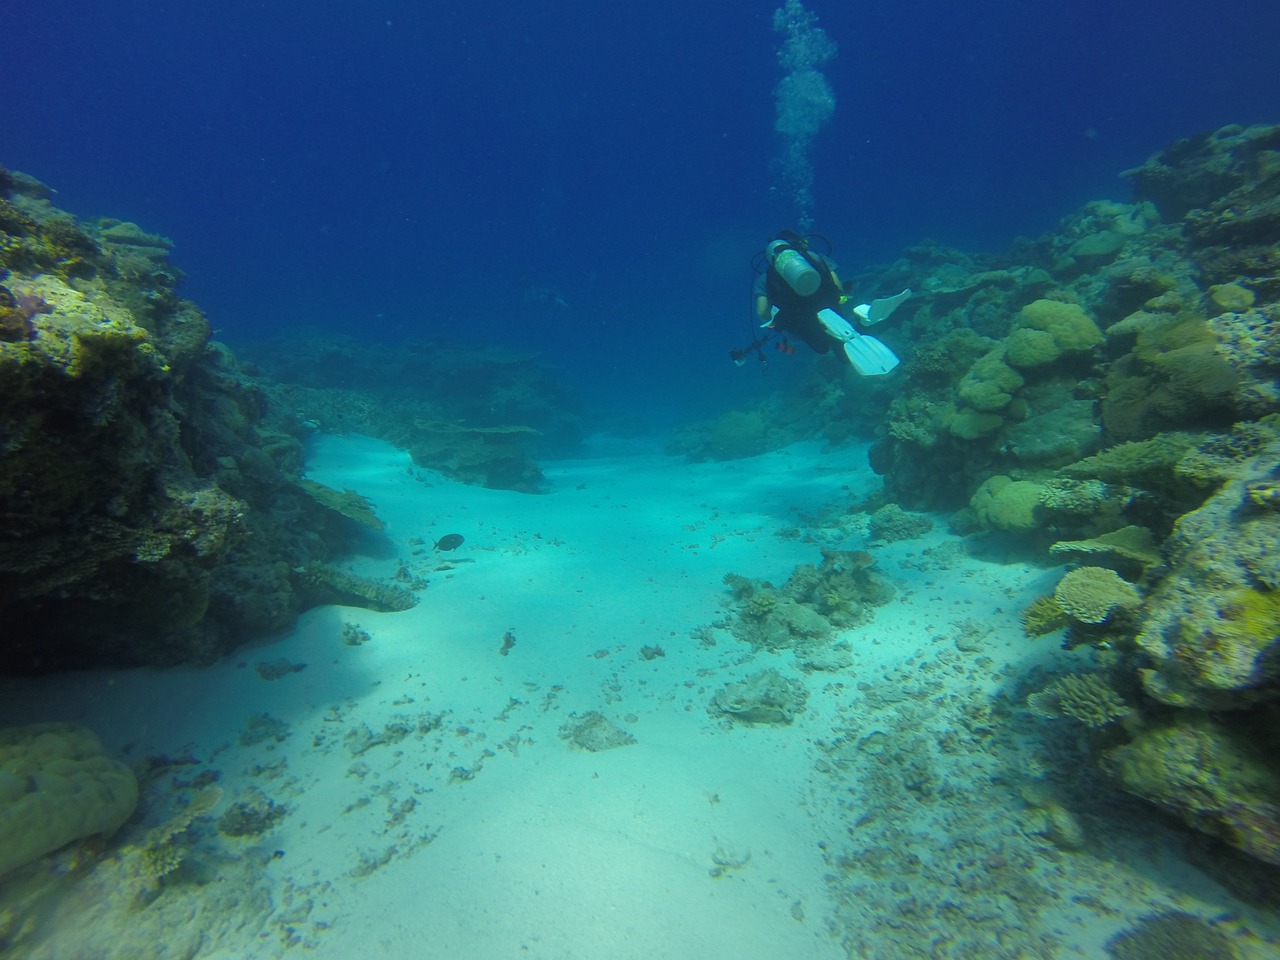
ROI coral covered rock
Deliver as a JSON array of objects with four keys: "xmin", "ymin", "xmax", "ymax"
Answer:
[
  {"xmin": 1135, "ymin": 440, "xmax": 1280, "ymax": 709},
  {"xmin": 1102, "ymin": 710, "xmax": 1280, "ymax": 867},
  {"xmin": 0, "ymin": 170, "xmax": 389, "ymax": 673}
]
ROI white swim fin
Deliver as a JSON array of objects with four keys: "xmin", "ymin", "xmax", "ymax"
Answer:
[
  {"xmin": 817, "ymin": 308, "xmax": 899, "ymax": 375},
  {"xmin": 853, "ymin": 288, "xmax": 912, "ymax": 326}
]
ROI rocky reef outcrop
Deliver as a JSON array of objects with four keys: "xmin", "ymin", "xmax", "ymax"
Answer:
[{"xmin": 0, "ymin": 170, "xmax": 404, "ymax": 674}]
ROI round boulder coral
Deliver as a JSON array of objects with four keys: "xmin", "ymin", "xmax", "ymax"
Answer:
[
  {"xmin": 969, "ymin": 476, "xmax": 1045, "ymax": 532},
  {"xmin": 1004, "ymin": 327, "xmax": 1062, "ymax": 368},
  {"xmin": 1054, "ymin": 566, "xmax": 1141, "ymax": 623},
  {"xmin": 1013, "ymin": 299, "xmax": 1105, "ymax": 359},
  {"xmin": 0, "ymin": 722, "xmax": 138, "ymax": 877}
]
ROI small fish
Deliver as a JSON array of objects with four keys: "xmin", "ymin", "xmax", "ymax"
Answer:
[{"xmin": 433, "ymin": 533, "xmax": 465, "ymax": 551}]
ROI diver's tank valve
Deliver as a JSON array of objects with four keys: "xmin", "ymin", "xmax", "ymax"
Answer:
[{"xmin": 766, "ymin": 240, "xmax": 821, "ymax": 297}]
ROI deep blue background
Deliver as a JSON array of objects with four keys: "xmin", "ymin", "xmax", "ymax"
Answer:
[{"xmin": 6, "ymin": 1, "xmax": 1279, "ymax": 422}]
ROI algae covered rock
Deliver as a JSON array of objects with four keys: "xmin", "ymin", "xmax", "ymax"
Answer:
[
  {"xmin": 710, "ymin": 668, "xmax": 808, "ymax": 725},
  {"xmin": 1106, "ymin": 910, "xmax": 1240, "ymax": 960},
  {"xmin": 558, "ymin": 711, "xmax": 636, "ymax": 751},
  {"xmin": 0, "ymin": 722, "xmax": 138, "ymax": 877},
  {"xmin": 1102, "ymin": 710, "xmax": 1280, "ymax": 868}
]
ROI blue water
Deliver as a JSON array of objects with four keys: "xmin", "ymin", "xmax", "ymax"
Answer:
[{"xmin": 6, "ymin": 0, "xmax": 1278, "ymax": 419}]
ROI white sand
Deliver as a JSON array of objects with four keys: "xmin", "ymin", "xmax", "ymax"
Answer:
[{"xmin": 3, "ymin": 434, "xmax": 1275, "ymax": 959}]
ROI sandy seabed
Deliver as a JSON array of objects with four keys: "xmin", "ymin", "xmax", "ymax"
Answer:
[{"xmin": 3, "ymin": 433, "xmax": 1277, "ymax": 960}]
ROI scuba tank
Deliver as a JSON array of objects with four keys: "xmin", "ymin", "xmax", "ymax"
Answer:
[{"xmin": 765, "ymin": 239, "xmax": 821, "ymax": 297}]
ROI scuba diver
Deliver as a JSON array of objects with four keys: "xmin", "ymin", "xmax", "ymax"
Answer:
[{"xmin": 738, "ymin": 230, "xmax": 909, "ymax": 375}]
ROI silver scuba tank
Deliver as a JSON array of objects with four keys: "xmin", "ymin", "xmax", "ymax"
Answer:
[{"xmin": 765, "ymin": 239, "xmax": 821, "ymax": 297}]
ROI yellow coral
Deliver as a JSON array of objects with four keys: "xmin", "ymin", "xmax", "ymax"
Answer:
[{"xmin": 1053, "ymin": 566, "xmax": 1141, "ymax": 623}]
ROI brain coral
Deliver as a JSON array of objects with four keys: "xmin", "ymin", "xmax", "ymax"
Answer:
[{"xmin": 1054, "ymin": 566, "xmax": 1142, "ymax": 623}]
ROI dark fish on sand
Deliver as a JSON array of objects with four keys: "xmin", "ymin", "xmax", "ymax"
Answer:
[{"xmin": 433, "ymin": 533, "xmax": 465, "ymax": 551}]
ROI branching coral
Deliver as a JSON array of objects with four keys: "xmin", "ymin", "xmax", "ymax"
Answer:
[
  {"xmin": 1027, "ymin": 673, "xmax": 1131, "ymax": 727},
  {"xmin": 1021, "ymin": 595, "xmax": 1070, "ymax": 636}
]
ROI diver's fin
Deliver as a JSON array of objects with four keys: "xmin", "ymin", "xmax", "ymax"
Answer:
[
  {"xmin": 843, "ymin": 334, "xmax": 900, "ymax": 375},
  {"xmin": 853, "ymin": 288, "xmax": 912, "ymax": 326},
  {"xmin": 817, "ymin": 308, "xmax": 899, "ymax": 375},
  {"xmin": 817, "ymin": 307, "xmax": 857, "ymax": 341}
]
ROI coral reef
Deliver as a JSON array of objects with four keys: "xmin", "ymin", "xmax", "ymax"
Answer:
[
  {"xmin": 697, "ymin": 124, "xmax": 1280, "ymax": 864},
  {"xmin": 245, "ymin": 335, "xmax": 586, "ymax": 492}
]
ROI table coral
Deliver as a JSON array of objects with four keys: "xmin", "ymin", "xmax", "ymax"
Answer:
[{"xmin": 1053, "ymin": 566, "xmax": 1141, "ymax": 624}]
